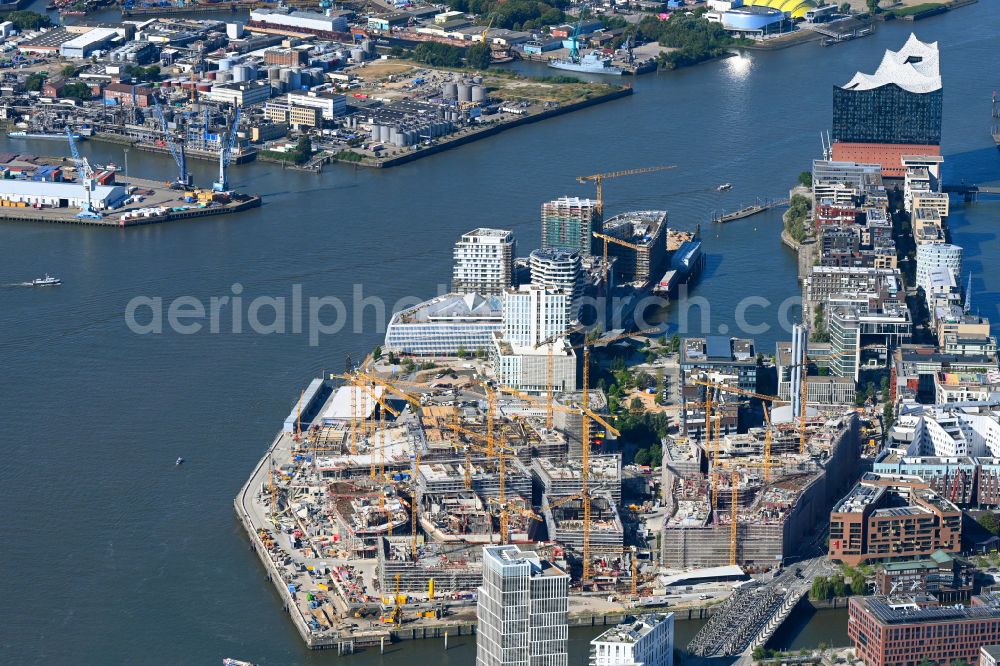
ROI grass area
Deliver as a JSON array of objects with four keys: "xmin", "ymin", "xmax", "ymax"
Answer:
[
  {"xmin": 482, "ymin": 72, "xmax": 620, "ymax": 105},
  {"xmin": 888, "ymin": 2, "xmax": 945, "ymax": 16},
  {"xmin": 350, "ymin": 60, "xmax": 417, "ymax": 81}
]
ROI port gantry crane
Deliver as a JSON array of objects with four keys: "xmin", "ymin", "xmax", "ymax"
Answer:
[
  {"xmin": 152, "ymin": 97, "xmax": 191, "ymax": 189},
  {"xmin": 213, "ymin": 105, "xmax": 242, "ymax": 192},
  {"xmin": 64, "ymin": 127, "xmax": 100, "ymax": 219},
  {"xmin": 577, "ymin": 166, "xmax": 676, "ymax": 219}
]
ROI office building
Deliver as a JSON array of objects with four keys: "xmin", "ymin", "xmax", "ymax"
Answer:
[
  {"xmin": 589, "ymin": 613, "xmax": 674, "ymax": 666},
  {"xmin": 541, "ymin": 197, "xmax": 600, "ymax": 257},
  {"xmin": 874, "ymin": 551, "xmax": 974, "ymax": 603},
  {"xmin": 384, "ymin": 292, "xmax": 503, "ymax": 357},
  {"xmin": 453, "ymin": 228, "xmax": 516, "ymax": 296},
  {"xmin": 205, "ymin": 81, "xmax": 272, "ymax": 107},
  {"xmin": 831, "ymin": 34, "xmax": 943, "ymax": 177},
  {"xmin": 849, "ymin": 594, "xmax": 1000, "ymax": 666},
  {"xmin": 287, "ymin": 90, "xmax": 347, "ymax": 119},
  {"xmin": 529, "ymin": 248, "xmax": 583, "ymax": 322},
  {"xmin": 680, "ymin": 336, "xmax": 758, "ymax": 393},
  {"xmin": 829, "ymin": 475, "xmax": 961, "ymax": 567},
  {"xmin": 501, "ymin": 284, "xmax": 569, "ymax": 348},
  {"xmin": 476, "ymin": 544, "xmax": 569, "ymax": 666}
]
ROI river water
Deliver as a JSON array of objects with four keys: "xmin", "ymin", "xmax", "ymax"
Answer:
[{"xmin": 1, "ymin": 4, "xmax": 998, "ymax": 664}]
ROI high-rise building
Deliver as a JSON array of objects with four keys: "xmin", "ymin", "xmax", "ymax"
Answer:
[
  {"xmin": 831, "ymin": 34, "xmax": 942, "ymax": 177},
  {"xmin": 501, "ymin": 284, "xmax": 570, "ymax": 348},
  {"xmin": 491, "ymin": 285, "xmax": 576, "ymax": 393},
  {"xmin": 529, "ymin": 248, "xmax": 583, "ymax": 322},
  {"xmin": 542, "ymin": 197, "xmax": 600, "ymax": 257},
  {"xmin": 476, "ymin": 544, "xmax": 569, "ymax": 666},
  {"xmin": 453, "ymin": 228, "xmax": 516, "ymax": 295},
  {"xmin": 589, "ymin": 613, "xmax": 675, "ymax": 666},
  {"xmin": 790, "ymin": 323, "xmax": 807, "ymax": 419}
]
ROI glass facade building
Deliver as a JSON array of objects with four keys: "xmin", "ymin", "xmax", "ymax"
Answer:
[{"xmin": 832, "ymin": 84, "xmax": 942, "ymax": 145}]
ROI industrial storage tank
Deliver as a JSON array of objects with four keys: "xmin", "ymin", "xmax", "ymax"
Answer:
[
  {"xmin": 472, "ymin": 76, "xmax": 483, "ymax": 84},
  {"xmin": 279, "ymin": 68, "xmax": 301, "ymax": 90},
  {"xmin": 369, "ymin": 125, "xmax": 380, "ymax": 140},
  {"xmin": 390, "ymin": 129, "xmax": 402, "ymax": 146},
  {"xmin": 350, "ymin": 48, "xmax": 365, "ymax": 63},
  {"xmin": 218, "ymin": 57, "xmax": 234, "ymax": 71},
  {"xmin": 379, "ymin": 125, "xmax": 391, "ymax": 142},
  {"xmin": 471, "ymin": 85, "xmax": 484, "ymax": 102},
  {"xmin": 267, "ymin": 66, "xmax": 281, "ymax": 81},
  {"xmin": 442, "ymin": 82, "xmax": 458, "ymax": 99},
  {"xmin": 457, "ymin": 82, "xmax": 471, "ymax": 102},
  {"xmin": 232, "ymin": 65, "xmax": 255, "ymax": 82}
]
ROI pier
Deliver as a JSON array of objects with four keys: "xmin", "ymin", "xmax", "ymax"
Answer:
[{"xmin": 711, "ymin": 197, "xmax": 788, "ymax": 223}]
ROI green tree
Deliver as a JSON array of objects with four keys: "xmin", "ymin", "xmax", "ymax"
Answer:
[
  {"xmin": 831, "ymin": 576, "xmax": 847, "ymax": 598},
  {"xmin": 5, "ymin": 10, "xmax": 51, "ymax": 30},
  {"xmin": 667, "ymin": 333, "xmax": 681, "ymax": 354},
  {"xmin": 412, "ymin": 42, "xmax": 463, "ymax": 67},
  {"xmin": 60, "ymin": 65, "xmax": 77, "ymax": 77},
  {"xmin": 372, "ymin": 345, "xmax": 383, "ymax": 361},
  {"xmin": 840, "ymin": 3, "xmax": 851, "ymax": 13},
  {"xmin": 60, "ymin": 82, "xmax": 92, "ymax": 101},
  {"xmin": 24, "ymin": 73, "xmax": 45, "ymax": 92},
  {"xmin": 850, "ymin": 570, "xmax": 867, "ymax": 596},
  {"xmin": 465, "ymin": 42, "xmax": 491, "ymax": 70},
  {"xmin": 456, "ymin": 345, "xmax": 468, "ymax": 359},
  {"xmin": 883, "ymin": 400, "xmax": 895, "ymax": 431},
  {"xmin": 810, "ymin": 576, "xmax": 830, "ymax": 601},
  {"xmin": 630, "ymin": 396, "xmax": 644, "ymax": 412},
  {"xmin": 475, "ymin": 347, "xmax": 487, "ymax": 359},
  {"xmin": 866, "ymin": 0, "xmax": 880, "ymax": 14},
  {"xmin": 979, "ymin": 512, "xmax": 1000, "ymax": 537},
  {"xmin": 798, "ymin": 171, "xmax": 813, "ymax": 187},
  {"xmin": 401, "ymin": 358, "xmax": 416, "ymax": 373},
  {"xmin": 633, "ymin": 448, "xmax": 650, "ymax": 466}
]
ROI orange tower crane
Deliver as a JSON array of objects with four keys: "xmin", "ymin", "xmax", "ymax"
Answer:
[{"xmin": 577, "ymin": 166, "xmax": 676, "ymax": 219}]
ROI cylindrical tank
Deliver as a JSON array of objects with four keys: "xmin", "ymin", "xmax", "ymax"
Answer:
[
  {"xmin": 442, "ymin": 82, "xmax": 457, "ymax": 99},
  {"xmin": 361, "ymin": 39, "xmax": 373, "ymax": 54},
  {"xmin": 379, "ymin": 125, "xmax": 390, "ymax": 142},
  {"xmin": 350, "ymin": 48, "xmax": 365, "ymax": 63},
  {"xmin": 218, "ymin": 57, "xmax": 233, "ymax": 71},
  {"xmin": 196, "ymin": 82, "xmax": 212, "ymax": 93},
  {"xmin": 472, "ymin": 76, "xmax": 483, "ymax": 84},
  {"xmin": 232, "ymin": 65, "xmax": 253, "ymax": 82},
  {"xmin": 471, "ymin": 85, "xmax": 484, "ymax": 102},
  {"xmin": 390, "ymin": 130, "xmax": 402, "ymax": 146},
  {"xmin": 457, "ymin": 82, "xmax": 471, "ymax": 102},
  {"xmin": 369, "ymin": 125, "xmax": 380, "ymax": 140},
  {"xmin": 216, "ymin": 71, "xmax": 232, "ymax": 83}
]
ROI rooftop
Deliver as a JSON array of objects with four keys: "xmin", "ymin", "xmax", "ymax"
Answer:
[{"xmin": 841, "ymin": 33, "xmax": 941, "ymax": 94}]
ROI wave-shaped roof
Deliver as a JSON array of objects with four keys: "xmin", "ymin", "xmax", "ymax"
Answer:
[
  {"xmin": 841, "ymin": 33, "xmax": 941, "ymax": 94},
  {"xmin": 743, "ymin": 0, "xmax": 814, "ymax": 19}
]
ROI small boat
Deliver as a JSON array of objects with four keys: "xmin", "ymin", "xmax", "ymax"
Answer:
[
  {"xmin": 175, "ymin": 457, "xmax": 184, "ymax": 466},
  {"xmin": 31, "ymin": 274, "xmax": 61, "ymax": 286},
  {"xmin": 223, "ymin": 660, "xmax": 258, "ymax": 666},
  {"xmin": 717, "ymin": 183, "xmax": 733, "ymax": 192}
]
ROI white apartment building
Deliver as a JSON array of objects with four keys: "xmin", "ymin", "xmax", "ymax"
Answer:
[
  {"xmin": 476, "ymin": 544, "xmax": 569, "ymax": 666},
  {"xmin": 916, "ymin": 243, "xmax": 963, "ymax": 299},
  {"xmin": 453, "ymin": 228, "xmax": 516, "ymax": 296},
  {"xmin": 491, "ymin": 285, "xmax": 575, "ymax": 393},
  {"xmin": 590, "ymin": 613, "xmax": 675, "ymax": 666},
  {"xmin": 529, "ymin": 248, "xmax": 583, "ymax": 322}
]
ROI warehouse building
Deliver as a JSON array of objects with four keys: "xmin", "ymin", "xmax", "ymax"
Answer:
[
  {"xmin": 0, "ymin": 180, "xmax": 127, "ymax": 210},
  {"xmin": 60, "ymin": 27, "xmax": 120, "ymax": 58}
]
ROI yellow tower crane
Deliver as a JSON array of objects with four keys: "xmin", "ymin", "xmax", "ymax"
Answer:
[
  {"xmin": 577, "ymin": 166, "xmax": 676, "ymax": 219},
  {"xmin": 449, "ymin": 422, "xmax": 542, "ymax": 544},
  {"xmin": 591, "ymin": 231, "xmax": 645, "ymax": 282}
]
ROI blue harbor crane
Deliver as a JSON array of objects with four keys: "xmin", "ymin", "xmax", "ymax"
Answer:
[
  {"xmin": 65, "ymin": 126, "xmax": 101, "ymax": 219},
  {"xmin": 213, "ymin": 106, "xmax": 241, "ymax": 193},
  {"xmin": 568, "ymin": 15, "xmax": 583, "ymax": 63},
  {"xmin": 153, "ymin": 97, "xmax": 191, "ymax": 189}
]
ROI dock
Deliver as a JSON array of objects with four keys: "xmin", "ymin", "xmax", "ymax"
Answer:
[{"xmin": 711, "ymin": 197, "xmax": 788, "ymax": 224}]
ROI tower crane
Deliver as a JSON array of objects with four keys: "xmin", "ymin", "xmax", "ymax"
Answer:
[
  {"xmin": 592, "ymin": 231, "xmax": 645, "ymax": 282},
  {"xmin": 213, "ymin": 105, "xmax": 241, "ymax": 192},
  {"xmin": 448, "ymin": 422, "xmax": 542, "ymax": 545},
  {"xmin": 577, "ymin": 166, "xmax": 675, "ymax": 219},
  {"xmin": 153, "ymin": 97, "xmax": 191, "ymax": 188},
  {"xmin": 65, "ymin": 127, "xmax": 100, "ymax": 219},
  {"xmin": 533, "ymin": 324, "xmax": 586, "ymax": 430}
]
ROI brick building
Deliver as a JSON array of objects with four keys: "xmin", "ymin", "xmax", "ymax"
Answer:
[
  {"xmin": 829, "ymin": 475, "xmax": 961, "ymax": 567},
  {"xmin": 849, "ymin": 595, "xmax": 1000, "ymax": 666},
  {"xmin": 103, "ymin": 82, "xmax": 155, "ymax": 107}
]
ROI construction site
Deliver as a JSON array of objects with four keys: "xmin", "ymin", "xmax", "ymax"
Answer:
[{"xmin": 660, "ymin": 368, "xmax": 864, "ymax": 570}]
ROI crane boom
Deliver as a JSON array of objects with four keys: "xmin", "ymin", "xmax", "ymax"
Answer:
[
  {"xmin": 213, "ymin": 105, "xmax": 241, "ymax": 192},
  {"xmin": 153, "ymin": 98, "xmax": 189, "ymax": 188},
  {"xmin": 577, "ymin": 165, "xmax": 675, "ymax": 217}
]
